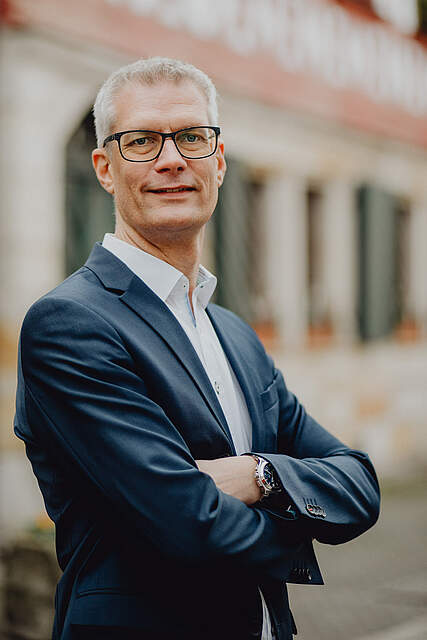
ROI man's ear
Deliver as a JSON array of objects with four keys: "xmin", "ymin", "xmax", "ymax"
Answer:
[
  {"xmin": 216, "ymin": 139, "xmax": 226, "ymax": 188},
  {"xmin": 92, "ymin": 148, "xmax": 115, "ymax": 195}
]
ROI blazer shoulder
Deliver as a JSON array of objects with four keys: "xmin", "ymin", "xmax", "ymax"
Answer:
[
  {"xmin": 25, "ymin": 265, "xmax": 95, "ymax": 305},
  {"xmin": 21, "ymin": 267, "xmax": 114, "ymax": 336}
]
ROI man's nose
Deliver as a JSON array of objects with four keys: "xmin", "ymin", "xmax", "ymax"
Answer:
[{"xmin": 154, "ymin": 138, "xmax": 187, "ymax": 172}]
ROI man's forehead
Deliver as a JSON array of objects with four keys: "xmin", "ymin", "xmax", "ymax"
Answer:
[{"xmin": 113, "ymin": 79, "xmax": 209, "ymax": 128}]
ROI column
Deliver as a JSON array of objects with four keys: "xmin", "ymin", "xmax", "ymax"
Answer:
[
  {"xmin": 263, "ymin": 173, "xmax": 308, "ymax": 348},
  {"xmin": 321, "ymin": 180, "xmax": 358, "ymax": 343}
]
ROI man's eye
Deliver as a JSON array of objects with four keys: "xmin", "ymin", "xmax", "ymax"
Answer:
[
  {"xmin": 132, "ymin": 137, "xmax": 148, "ymax": 146},
  {"xmin": 182, "ymin": 133, "xmax": 201, "ymax": 143}
]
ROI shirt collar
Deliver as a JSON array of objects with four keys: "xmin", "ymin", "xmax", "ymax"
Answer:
[
  {"xmin": 102, "ymin": 233, "xmax": 217, "ymax": 308},
  {"xmin": 194, "ymin": 264, "xmax": 217, "ymax": 309}
]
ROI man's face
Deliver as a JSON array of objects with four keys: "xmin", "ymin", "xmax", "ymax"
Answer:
[{"xmin": 93, "ymin": 79, "xmax": 226, "ymax": 246}]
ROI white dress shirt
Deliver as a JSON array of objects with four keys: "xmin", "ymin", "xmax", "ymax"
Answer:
[{"xmin": 102, "ymin": 233, "xmax": 274, "ymax": 639}]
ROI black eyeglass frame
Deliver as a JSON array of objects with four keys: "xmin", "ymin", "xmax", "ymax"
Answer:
[{"xmin": 103, "ymin": 126, "xmax": 221, "ymax": 162}]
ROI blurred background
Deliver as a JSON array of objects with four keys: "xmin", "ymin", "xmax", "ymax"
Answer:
[{"xmin": 0, "ymin": 0, "xmax": 426, "ymax": 638}]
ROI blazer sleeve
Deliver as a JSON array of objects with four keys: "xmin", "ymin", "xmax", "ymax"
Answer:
[
  {"xmin": 16, "ymin": 296, "xmax": 313, "ymax": 581},
  {"xmin": 255, "ymin": 368, "xmax": 381, "ymax": 545}
]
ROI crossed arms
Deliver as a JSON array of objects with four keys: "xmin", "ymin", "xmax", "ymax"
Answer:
[{"xmin": 15, "ymin": 295, "xmax": 380, "ymax": 581}]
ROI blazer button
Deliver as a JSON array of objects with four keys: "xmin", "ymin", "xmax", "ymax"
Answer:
[{"xmin": 306, "ymin": 502, "xmax": 326, "ymax": 518}]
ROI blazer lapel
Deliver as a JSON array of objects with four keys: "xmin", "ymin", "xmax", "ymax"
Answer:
[
  {"xmin": 207, "ymin": 306, "xmax": 265, "ymax": 452},
  {"xmin": 85, "ymin": 244, "xmax": 234, "ymax": 450}
]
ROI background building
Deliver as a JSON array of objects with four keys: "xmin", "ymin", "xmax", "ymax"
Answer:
[{"xmin": 1, "ymin": 0, "xmax": 427, "ymax": 539}]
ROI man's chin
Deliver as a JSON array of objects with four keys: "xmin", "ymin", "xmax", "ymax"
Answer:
[
  {"xmin": 136, "ymin": 214, "xmax": 208, "ymax": 243},
  {"xmin": 147, "ymin": 207, "xmax": 209, "ymax": 230}
]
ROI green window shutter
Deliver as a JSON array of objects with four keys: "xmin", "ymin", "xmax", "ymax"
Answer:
[
  {"xmin": 213, "ymin": 158, "xmax": 253, "ymax": 323},
  {"xmin": 357, "ymin": 185, "xmax": 399, "ymax": 341}
]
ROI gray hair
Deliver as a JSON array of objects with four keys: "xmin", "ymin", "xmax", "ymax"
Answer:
[{"xmin": 93, "ymin": 57, "xmax": 219, "ymax": 147}]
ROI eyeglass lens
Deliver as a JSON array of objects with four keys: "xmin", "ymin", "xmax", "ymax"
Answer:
[{"xmin": 119, "ymin": 127, "xmax": 217, "ymax": 161}]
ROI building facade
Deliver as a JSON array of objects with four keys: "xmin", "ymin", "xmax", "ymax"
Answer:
[{"xmin": 1, "ymin": 0, "xmax": 427, "ymax": 538}]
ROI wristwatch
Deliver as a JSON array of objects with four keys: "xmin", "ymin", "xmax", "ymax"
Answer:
[{"xmin": 251, "ymin": 455, "xmax": 282, "ymax": 500}]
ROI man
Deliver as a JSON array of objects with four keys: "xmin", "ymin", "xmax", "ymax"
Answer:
[{"xmin": 15, "ymin": 57, "xmax": 380, "ymax": 640}]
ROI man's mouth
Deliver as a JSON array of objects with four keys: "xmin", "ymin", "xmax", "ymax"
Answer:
[{"xmin": 148, "ymin": 186, "xmax": 196, "ymax": 194}]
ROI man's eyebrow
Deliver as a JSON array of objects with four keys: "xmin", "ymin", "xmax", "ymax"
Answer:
[{"xmin": 121, "ymin": 123, "xmax": 209, "ymax": 131}]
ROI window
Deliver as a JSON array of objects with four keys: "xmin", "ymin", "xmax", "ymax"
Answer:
[
  {"xmin": 213, "ymin": 158, "xmax": 267, "ymax": 325},
  {"xmin": 65, "ymin": 111, "xmax": 114, "ymax": 275},
  {"xmin": 306, "ymin": 186, "xmax": 333, "ymax": 347},
  {"xmin": 356, "ymin": 185, "xmax": 411, "ymax": 342}
]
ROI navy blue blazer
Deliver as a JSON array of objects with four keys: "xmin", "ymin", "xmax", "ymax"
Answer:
[{"xmin": 15, "ymin": 243, "xmax": 380, "ymax": 640}]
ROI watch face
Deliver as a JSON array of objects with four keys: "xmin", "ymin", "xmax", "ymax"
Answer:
[
  {"xmin": 264, "ymin": 465, "xmax": 275, "ymax": 488},
  {"xmin": 264, "ymin": 463, "xmax": 280, "ymax": 491}
]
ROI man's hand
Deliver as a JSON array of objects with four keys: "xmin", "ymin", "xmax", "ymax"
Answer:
[{"xmin": 196, "ymin": 455, "xmax": 262, "ymax": 505}]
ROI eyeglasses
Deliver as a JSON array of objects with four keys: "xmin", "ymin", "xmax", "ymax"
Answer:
[{"xmin": 103, "ymin": 126, "xmax": 220, "ymax": 162}]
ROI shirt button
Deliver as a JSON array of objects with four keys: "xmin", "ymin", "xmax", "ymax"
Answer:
[{"xmin": 214, "ymin": 381, "xmax": 220, "ymax": 394}]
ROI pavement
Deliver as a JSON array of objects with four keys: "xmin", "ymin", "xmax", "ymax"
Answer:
[{"xmin": 288, "ymin": 477, "xmax": 427, "ymax": 640}]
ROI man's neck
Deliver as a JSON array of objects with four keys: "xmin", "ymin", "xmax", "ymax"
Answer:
[{"xmin": 114, "ymin": 224, "xmax": 205, "ymax": 299}]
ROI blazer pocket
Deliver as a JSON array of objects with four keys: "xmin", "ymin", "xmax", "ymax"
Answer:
[{"xmin": 70, "ymin": 591, "xmax": 165, "ymax": 630}]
